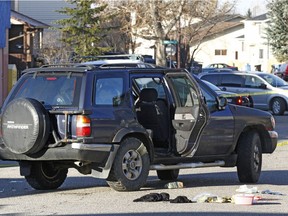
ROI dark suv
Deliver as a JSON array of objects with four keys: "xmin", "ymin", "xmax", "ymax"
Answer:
[{"xmin": 0, "ymin": 66, "xmax": 277, "ymax": 191}]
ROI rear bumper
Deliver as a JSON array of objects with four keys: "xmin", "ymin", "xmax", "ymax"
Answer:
[{"xmin": 0, "ymin": 143, "xmax": 118, "ymax": 166}]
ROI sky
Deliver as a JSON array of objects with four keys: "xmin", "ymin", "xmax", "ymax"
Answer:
[{"xmin": 232, "ymin": 0, "xmax": 269, "ymax": 16}]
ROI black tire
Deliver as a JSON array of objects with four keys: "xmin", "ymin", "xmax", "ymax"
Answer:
[
  {"xmin": 25, "ymin": 162, "xmax": 68, "ymax": 190},
  {"xmin": 157, "ymin": 169, "xmax": 179, "ymax": 181},
  {"xmin": 271, "ymin": 98, "xmax": 286, "ymax": 115},
  {"xmin": 1, "ymin": 98, "xmax": 50, "ymax": 154},
  {"xmin": 106, "ymin": 137, "xmax": 150, "ymax": 191},
  {"xmin": 237, "ymin": 130, "xmax": 262, "ymax": 183}
]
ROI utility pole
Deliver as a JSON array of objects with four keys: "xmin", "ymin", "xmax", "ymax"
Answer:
[{"xmin": 177, "ymin": 18, "xmax": 181, "ymax": 68}]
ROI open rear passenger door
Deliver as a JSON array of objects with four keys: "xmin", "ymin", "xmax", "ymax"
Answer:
[{"xmin": 166, "ymin": 72, "xmax": 209, "ymax": 156}]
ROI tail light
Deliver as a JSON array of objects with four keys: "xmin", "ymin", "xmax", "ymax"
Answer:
[
  {"xmin": 236, "ymin": 96, "xmax": 243, "ymax": 105},
  {"xmin": 285, "ymin": 65, "xmax": 288, "ymax": 75},
  {"xmin": 76, "ymin": 115, "xmax": 91, "ymax": 137}
]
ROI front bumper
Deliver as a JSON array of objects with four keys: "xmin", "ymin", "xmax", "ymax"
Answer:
[{"xmin": 267, "ymin": 130, "xmax": 278, "ymax": 153}]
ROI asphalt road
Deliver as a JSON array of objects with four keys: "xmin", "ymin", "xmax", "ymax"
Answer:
[{"xmin": 0, "ymin": 115, "xmax": 287, "ymax": 216}]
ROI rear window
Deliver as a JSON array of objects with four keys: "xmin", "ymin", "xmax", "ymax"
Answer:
[
  {"xmin": 200, "ymin": 74, "xmax": 220, "ymax": 85},
  {"xmin": 11, "ymin": 73, "xmax": 82, "ymax": 106},
  {"xmin": 220, "ymin": 74, "xmax": 243, "ymax": 87}
]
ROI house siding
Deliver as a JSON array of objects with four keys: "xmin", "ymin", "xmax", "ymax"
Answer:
[
  {"xmin": 191, "ymin": 25, "xmax": 245, "ymax": 69},
  {"xmin": 243, "ymin": 19, "xmax": 277, "ymax": 72},
  {"xmin": 14, "ymin": 0, "xmax": 71, "ymax": 26},
  {"xmin": 190, "ymin": 17, "xmax": 278, "ymax": 72}
]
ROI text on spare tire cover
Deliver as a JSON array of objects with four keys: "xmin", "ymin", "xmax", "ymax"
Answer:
[{"xmin": 4, "ymin": 121, "xmax": 31, "ymax": 130}]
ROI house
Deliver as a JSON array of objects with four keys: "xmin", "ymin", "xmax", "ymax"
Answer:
[
  {"xmin": 242, "ymin": 14, "xmax": 277, "ymax": 72},
  {"xmin": 9, "ymin": 10, "xmax": 50, "ymax": 73},
  {"xmin": 189, "ymin": 13, "xmax": 278, "ymax": 72},
  {"xmin": 188, "ymin": 15, "xmax": 246, "ymax": 69}
]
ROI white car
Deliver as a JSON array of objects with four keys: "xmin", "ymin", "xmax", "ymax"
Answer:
[{"xmin": 79, "ymin": 59, "xmax": 156, "ymax": 68}]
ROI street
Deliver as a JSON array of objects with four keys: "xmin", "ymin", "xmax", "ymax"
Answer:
[{"xmin": 0, "ymin": 115, "xmax": 287, "ymax": 216}]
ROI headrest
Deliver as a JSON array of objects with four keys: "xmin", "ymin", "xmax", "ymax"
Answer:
[{"xmin": 139, "ymin": 88, "xmax": 158, "ymax": 102}]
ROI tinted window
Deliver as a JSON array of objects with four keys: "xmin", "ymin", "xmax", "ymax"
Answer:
[
  {"xmin": 12, "ymin": 73, "xmax": 82, "ymax": 106},
  {"xmin": 257, "ymin": 73, "xmax": 288, "ymax": 87},
  {"xmin": 202, "ymin": 80, "xmax": 221, "ymax": 91},
  {"xmin": 169, "ymin": 76, "xmax": 199, "ymax": 107},
  {"xmin": 198, "ymin": 81, "xmax": 217, "ymax": 112},
  {"xmin": 221, "ymin": 74, "xmax": 243, "ymax": 87},
  {"xmin": 95, "ymin": 77, "xmax": 124, "ymax": 106},
  {"xmin": 244, "ymin": 75, "xmax": 264, "ymax": 88},
  {"xmin": 201, "ymin": 74, "xmax": 220, "ymax": 85}
]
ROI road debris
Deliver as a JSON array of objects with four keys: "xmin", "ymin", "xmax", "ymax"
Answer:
[{"xmin": 164, "ymin": 181, "xmax": 183, "ymax": 189}]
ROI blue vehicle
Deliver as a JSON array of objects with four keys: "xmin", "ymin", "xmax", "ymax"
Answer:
[{"xmin": 0, "ymin": 66, "xmax": 277, "ymax": 191}]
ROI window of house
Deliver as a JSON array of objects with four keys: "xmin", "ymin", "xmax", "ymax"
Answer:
[
  {"xmin": 235, "ymin": 51, "xmax": 238, "ymax": 60},
  {"xmin": 259, "ymin": 49, "xmax": 263, "ymax": 59},
  {"xmin": 215, "ymin": 49, "xmax": 227, "ymax": 56}
]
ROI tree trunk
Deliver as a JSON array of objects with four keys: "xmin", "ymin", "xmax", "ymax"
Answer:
[{"xmin": 155, "ymin": 40, "xmax": 166, "ymax": 67}]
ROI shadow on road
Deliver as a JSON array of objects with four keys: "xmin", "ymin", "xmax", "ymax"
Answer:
[
  {"xmin": 60, "ymin": 213, "xmax": 285, "ymax": 216},
  {"xmin": 145, "ymin": 170, "xmax": 288, "ymax": 190},
  {"xmin": 0, "ymin": 170, "xmax": 287, "ymax": 199}
]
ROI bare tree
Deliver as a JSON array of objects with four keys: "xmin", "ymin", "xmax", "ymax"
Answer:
[
  {"xmin": 35, "ymin": 31, "xmax": 72, "ymax": 65},
  {"xmin": 180, "ymin": 1, "xmax": 235, "ymax": 67},
  {"xmin": 109, "ymin": 0, "xmax": 235, "ymax": 67},
  {"xmin": 99, "ymin": 16, "xmax": 131, "ymax": 53}
]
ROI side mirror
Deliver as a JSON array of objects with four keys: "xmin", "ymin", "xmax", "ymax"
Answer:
[{"xmin": 217, "ymin": 96, "xmax": 227, "ymax": 110}]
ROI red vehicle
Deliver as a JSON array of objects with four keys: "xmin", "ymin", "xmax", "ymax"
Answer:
[
  {"xmin": 205, "ymin": 63, "xmax": 238, "ymax": 71},
  {"xmin": 280, "ymin": 63, "xmax": 288, "ymax": 81}
]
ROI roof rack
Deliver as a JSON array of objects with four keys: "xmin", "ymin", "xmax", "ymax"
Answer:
[
  {"xmin": 78, "ymin": 54, "xmax": 145, "ymax": 62},
  {"xmin": 21, "ymin": 65, "xmax": 91, "ymax": 75},
  {"xmin": 40, "ymin": 63, "xmax": 77, "ymax": 68}
]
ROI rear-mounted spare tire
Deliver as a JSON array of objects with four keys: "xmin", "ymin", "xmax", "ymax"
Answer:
[{"xmin": 1, "ymin": 98, "xmax": 50, "ymax": 155}]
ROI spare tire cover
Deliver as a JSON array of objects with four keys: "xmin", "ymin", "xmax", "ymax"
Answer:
[{"xmin": 1, "ymin": 98, "xmax": 50, "ymax": 155}]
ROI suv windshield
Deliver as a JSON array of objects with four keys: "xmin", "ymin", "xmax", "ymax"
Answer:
[{"xmin": 11, "ymin": 73, "xmax": 82, "ymax": 106}]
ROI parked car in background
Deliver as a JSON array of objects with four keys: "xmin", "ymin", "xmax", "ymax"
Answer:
[
  {"xmin": 201, "ymin": 68, "xmax": 233, "ymax": 73},
  {"xmin": 199, "ymin": 78, "xmax": 253, "ymax": 107},
  {"xmin": 78, "ymin": 54, "xmax": 145, "ymax": 62},
  {"xmin": 204, "ymin": 63, "xmax": 238, "ymax": 71},
  {"xmin": 279, "ymin": 63, "xmax": 288, "ymax": 81},
  {"xmin": 142, "ymin": 55, "xmax": 156, "ymax": 64},
  {"xmin": 199, "ymin": 71, "xmax": 288, "ymax": 115},
  {"xmin": 79, "ymin": 59, "xmax": 156, "ymax": 68},
  {"xmin": 188, "ymin": 60, "xmax": 203, "ymax": 75}
]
